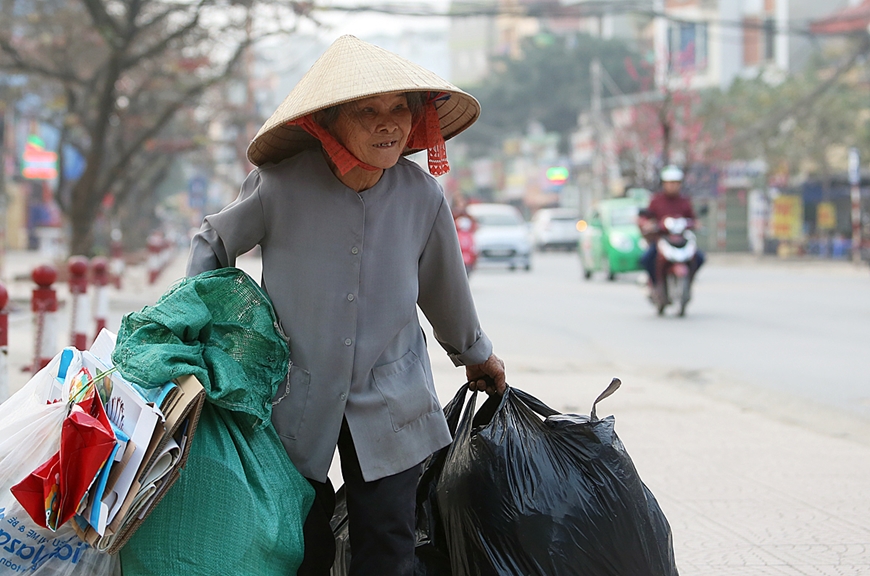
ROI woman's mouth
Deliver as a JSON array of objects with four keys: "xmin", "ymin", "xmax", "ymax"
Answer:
[{"xmin": 373, "ymin": 140, "xmax": 397, "ymax": 149}]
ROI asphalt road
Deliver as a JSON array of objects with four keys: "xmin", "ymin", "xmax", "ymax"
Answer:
[
  {"xmin": 462, "ymin": 251, "xmax": 870, "ymax": 427},
  {"xmin": 6, "ymin": 248, "xmax": 867, "ymax": 432}
]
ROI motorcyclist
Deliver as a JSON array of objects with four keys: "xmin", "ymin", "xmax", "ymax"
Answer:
[{"xmin": 638, "ymin": 165, "xmax": 705, "ymax": 291}]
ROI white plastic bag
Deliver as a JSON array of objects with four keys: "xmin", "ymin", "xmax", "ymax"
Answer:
[{"xmin": 0, "ymin": 348, "xmax": 119, "ymax": 575}]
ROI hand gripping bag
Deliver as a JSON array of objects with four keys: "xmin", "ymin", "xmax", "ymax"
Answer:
[{"xmin": 436, "ymin": 379, "xmax": 678, "ymax": 576}]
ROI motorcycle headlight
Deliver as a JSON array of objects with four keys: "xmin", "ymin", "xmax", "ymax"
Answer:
[{"xmin": 609, "ymin": 232, "xmax": 634, "ymax": 253}]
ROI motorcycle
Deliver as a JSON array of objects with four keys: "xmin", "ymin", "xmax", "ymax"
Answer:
[
  {"xmin": 653, "ymin": 216, "xmax": 697, "ymax": 317},
  {"xmin": 455, "ymin": 215, "xmax": 477, "ymax": 275}
]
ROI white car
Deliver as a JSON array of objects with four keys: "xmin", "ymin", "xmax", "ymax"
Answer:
[
  {"xmin": 531, "ymin": 208, "xmax": 581, "ymax": 251},
  {"xmin": 466, "ymin": 203, "xmax": 532, "ymax": 271}
]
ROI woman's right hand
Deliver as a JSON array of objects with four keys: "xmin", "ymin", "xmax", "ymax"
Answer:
[{"xmin": 466, "ymin": 353, "xmax": 506, "ymax": 395}]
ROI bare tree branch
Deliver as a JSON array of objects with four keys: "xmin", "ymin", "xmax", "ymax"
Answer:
[
  {"xmin": 728, "ymin": 36, "xmax": 870, "ymax": 147},
  {"xmin": 121, "ymin": 11, "xmax": 202, "ymax": 69},
  {"xmin": 132, "ymin": 5, "xmax": 179, "ymax": 41},
  {"xmin": 81, "ymin": 0, "xmax": 123, "ymax": 46},
  {"xmin": 96, "ymin": 38, "xmax": 251, "ymax": 197},
  {"xmin": 0, "ymin": 36, "xmax": 84, "ymax": 84}
]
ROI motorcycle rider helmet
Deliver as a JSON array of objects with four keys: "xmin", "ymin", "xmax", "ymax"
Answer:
[{"xmin": 660, "ymin": 165, "xmax": 684, "ymax": 182}]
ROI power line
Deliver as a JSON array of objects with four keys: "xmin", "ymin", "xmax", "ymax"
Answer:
[{"xmin": 308, "ymin": 1, "xmax": 860, "ymax": 38}]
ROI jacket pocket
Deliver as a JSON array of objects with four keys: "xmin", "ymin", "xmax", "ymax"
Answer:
[
  {"xmin": 373, "ymin": 350, "xmax": 440, "ymax": 432},
  {"xmin": 272, "ymin": 363, "xmax": 311, "ymax": 440}
]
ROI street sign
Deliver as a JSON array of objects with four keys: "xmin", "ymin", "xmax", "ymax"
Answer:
[
  {"xmin": 816, "ymin": 202, "xmax": 836, "ymax": 231},
  {"xmin": 546, "ymin": 166, "xmax": 569, "ymax": 185},
  {"xmin": 848, "ymin": 147, "xmax": 860, "ymax": 186},
  {"xmin": 771, "ymin": 196, "xmax": 802, "ymax": 240},
  {"xmin": 22, "ymin": 136, "xmax": 58, "ymax": 180}
]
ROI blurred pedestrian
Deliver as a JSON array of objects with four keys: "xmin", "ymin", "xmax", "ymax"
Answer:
[
  {"xmin": 186, "ymin": 35, "xmax": 505, "ymax": 576},
  {"xmin": 452, "ymin": 196, "xmax": 478, "ymax": 275}
]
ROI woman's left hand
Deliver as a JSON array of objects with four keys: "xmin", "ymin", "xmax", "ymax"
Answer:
[{"xmin": 466, "ymin": 353, "xmax": 506, "ymax": 395}]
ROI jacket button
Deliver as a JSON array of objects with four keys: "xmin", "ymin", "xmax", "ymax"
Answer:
[
  {"xmin": 344, "ymin": 338, "xmax": 352, "ymax": 346},
  {"xmin": 340, "ymin": 392, "xmax": 347, "ymax": 401},
  {"xmin": 347, "ymin": 294, "xmax": 355, "ymax": 301},
  {"xmin": 351, "ymin": 246, "xmax": 359, "ymax": 255}
]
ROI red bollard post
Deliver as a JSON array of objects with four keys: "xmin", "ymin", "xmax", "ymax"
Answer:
[
  {"xmin": 147, "ymin": 233, "xmax": 162, "ymax": 285},
  {"xmin": 31, "ymin": 265, "xmax": 58, "ymax": 374},
  {"xmin": 0, "ymin": 282, "xmax": 8, "ymax": 402},
  {"xmin": 68, "ymin": 256, "xmax": 90, "ymax": 350},
  {"xmin": 91, "ymin": 257, "xmax": 109, "ymax": 340}
]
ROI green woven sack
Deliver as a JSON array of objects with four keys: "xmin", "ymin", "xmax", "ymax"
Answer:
[{"xmin": 111, "ymin": 268, "xmax": 313, "ymax": 576}]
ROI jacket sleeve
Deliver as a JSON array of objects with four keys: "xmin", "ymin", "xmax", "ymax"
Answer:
[
  {"xmin": 417, "ymin": 196, "xmax": 493, "ymax": 367},
  {"xmin": 186, "ymin": 169, "xmax": 267, "ymax": 277}
]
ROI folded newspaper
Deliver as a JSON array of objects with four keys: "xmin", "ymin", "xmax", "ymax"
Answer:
[{"xmin": 67, "ymin": 329, "xmax": 206, "ymax": 554}]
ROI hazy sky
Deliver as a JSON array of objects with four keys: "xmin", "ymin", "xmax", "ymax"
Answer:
[{"xmin": 301, "ymin": 0, "xmax": 451, "ymax": 43}]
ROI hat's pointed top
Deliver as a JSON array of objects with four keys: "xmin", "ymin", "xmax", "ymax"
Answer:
[{"xmin": 246, "ymin": 35, "xmax": 480, "ymax": 167}]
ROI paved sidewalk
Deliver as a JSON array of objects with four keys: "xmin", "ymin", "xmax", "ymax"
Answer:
[
  {"xmin": 1, "ymin": 249, "xmax": 868, "ymax": 575},
  {"xmin": 465, "ymin": 362, "xmax": 870, "ymax": 576}
]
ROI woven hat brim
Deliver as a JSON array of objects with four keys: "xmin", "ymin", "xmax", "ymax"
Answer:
[{"xmin": 246, "ymin": 35, "xmax": 480, "ymax": 167}]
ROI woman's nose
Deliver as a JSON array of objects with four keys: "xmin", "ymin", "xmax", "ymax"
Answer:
[{"xmin": 375, "ymin": 112, "xmax": 397, "ymax": 132}]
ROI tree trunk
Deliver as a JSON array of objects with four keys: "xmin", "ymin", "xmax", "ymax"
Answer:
[
  {"xmin": 68, "ymin": 166, "xmax": 102, "ymax": 256},
  {"xmin": 661, "ymin": 122, "xmax": 671, "ymax": 166},
  {"xmin": 659, "ymin": 92, "xmax": 673, "ymax": 167},
  {"xmin": 67, "ymin": 54, "xmax": 124, "ymax": 256}
]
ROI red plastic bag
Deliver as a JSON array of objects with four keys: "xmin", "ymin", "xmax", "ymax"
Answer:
[{"xmin": 11, "ymin": 389, "xmax": 116, "ymax": 531}]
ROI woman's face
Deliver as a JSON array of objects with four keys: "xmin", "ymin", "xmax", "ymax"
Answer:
[{"xmin": 330, "ymin": 92, "xmax": 413, "ymax": 170}]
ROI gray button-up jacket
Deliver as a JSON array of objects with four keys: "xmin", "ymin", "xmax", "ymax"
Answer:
[{"xmin": 186, "ymin": 149, "xmax": 492, "ymax": 482}]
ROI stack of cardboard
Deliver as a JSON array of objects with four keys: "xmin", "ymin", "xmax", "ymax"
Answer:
[{"xmin": 68, "ymin": 330, "xmax": 206, "ymax": 554}]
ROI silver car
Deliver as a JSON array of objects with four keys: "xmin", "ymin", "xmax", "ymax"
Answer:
[
  {"xmin": 466, "ymin": 203, "xmax": 532, "ymax": 271},
  {"xmin": 531, "ymin": 208, "xmax": 581, "ymax": 251}
]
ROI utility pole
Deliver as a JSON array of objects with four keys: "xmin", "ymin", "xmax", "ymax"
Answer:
[
  {"xmin": 849, "ymin": 147, "xmax": 861, "ymax": 263},
  {"xmin": 591, "ymin": 58, "xmax": 603, "ymax": 206}
]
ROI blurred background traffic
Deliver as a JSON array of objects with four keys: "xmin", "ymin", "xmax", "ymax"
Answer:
[{"xmin": 2, "ymin": 0, "xmax": 870, "ymax": 265}]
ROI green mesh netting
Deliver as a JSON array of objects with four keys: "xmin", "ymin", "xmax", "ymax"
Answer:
[
  {"xmin": 112, "ymin": 267, "xmax": 289, "ymax": 428},
  {"xmin": 111, "ymin": 268, "xmax": 313, "ymax": 576}
]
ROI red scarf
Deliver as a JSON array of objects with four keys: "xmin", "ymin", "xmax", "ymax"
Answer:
[{"xmin": 289, "ymin": 93, "xmax": 450, "ymax": 176}]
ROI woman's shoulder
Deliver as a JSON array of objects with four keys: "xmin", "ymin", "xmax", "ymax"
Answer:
[
  {"xmin": 392, "ymin": 157, "xmax": 443, "ymax": 197},
  {"xmin": 247, "ymin": 149, "xmax": 334, "ymax": 202},
  {"xmin": 257, "ymin": 148, "xmax": 322, "ymax": 179}
]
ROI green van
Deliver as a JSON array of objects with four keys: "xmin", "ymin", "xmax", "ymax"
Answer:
[{"xmin": 578, "ymin": 191, "xmax": 650, "ymax": 280}]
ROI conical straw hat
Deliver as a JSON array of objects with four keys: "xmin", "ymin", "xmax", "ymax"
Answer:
[{"xmin": 246, "ymin": 35, "xmax": 481, "ymax": 167}]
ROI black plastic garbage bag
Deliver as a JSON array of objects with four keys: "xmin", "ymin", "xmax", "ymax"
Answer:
[
  {"xmin": 437, "ymin": 379, "xmax": 678, "ymax": 576},
  {"xmin": 331, "ymin": 379, "xmax": 676, "ymax": 576}
]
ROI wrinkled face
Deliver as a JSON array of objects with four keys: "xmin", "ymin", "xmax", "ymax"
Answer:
[
  {"xmin": 330, "ymin": 93, "xmax": 413, "ymax": 170},
  {"xmin": 663, "ymin": 180, "xmax": 682, "ymax": 196}
]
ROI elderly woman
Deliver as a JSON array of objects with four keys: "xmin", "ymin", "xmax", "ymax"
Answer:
[{"xmin": 186, "ymin": 35, "xmax": 505, "ymax": 575}]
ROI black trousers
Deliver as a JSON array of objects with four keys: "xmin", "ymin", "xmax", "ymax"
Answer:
[{"xmin": 296, "ymin": 420, "xmax": 422, "ymax": 576}]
